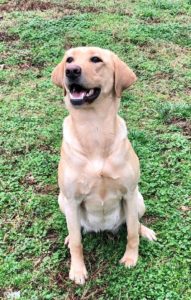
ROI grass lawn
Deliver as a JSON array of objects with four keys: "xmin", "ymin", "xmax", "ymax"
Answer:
[{"xmin": 0, "ymin": 0, "xmax": 191, "ymax": 299}]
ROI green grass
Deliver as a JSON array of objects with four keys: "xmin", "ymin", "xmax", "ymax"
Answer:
[{"xmin": 0, "ymin": 0, "xmax": 191, "ymax": 299}]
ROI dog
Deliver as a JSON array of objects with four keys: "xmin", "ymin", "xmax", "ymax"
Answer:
[{"xmin": 52, "ymin": 47, "xmax": 156, "ymax": 285}]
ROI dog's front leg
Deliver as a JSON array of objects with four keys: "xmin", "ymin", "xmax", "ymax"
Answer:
[
  {"xmin": 59, "ymin": 194, "xmax": 88, "ymax": 284},
  {"xmin": 120, "ymin": 188, "xmax": 139, "ymax": 267}
]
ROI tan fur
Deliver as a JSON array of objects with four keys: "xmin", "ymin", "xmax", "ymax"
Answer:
[{"xmin": 52, "ymin": 47, "xmax": 156, "ymax": 285}]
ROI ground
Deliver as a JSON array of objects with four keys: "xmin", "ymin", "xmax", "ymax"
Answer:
[{"xmin": 0, "ymin": 0, "xmax": 191, "ymax": 299}]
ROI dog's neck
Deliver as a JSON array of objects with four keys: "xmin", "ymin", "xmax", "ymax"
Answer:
[{"xmin": 67, "ymin": 96, "xmax": 122, "ymax": 158}]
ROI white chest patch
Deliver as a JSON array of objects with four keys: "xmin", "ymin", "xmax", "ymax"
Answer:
[{"xmin": 79, "ymin": 196, "xmax": 125, "ymax": 233}]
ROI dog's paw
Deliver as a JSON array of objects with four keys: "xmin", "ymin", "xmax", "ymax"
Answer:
[
  {"xmin": 120, "ymin": 249, "xmax": 138, "ymax": 268},
  {"xmin": 140, "ymin": 224, "xmax": 157, "ymax": 241},
  {"xmin": 69, "ymin": 264, "xmax": 88, "ymax": 285}
]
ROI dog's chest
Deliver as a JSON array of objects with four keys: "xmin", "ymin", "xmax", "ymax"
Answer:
[
  {"xmin": 76, "ymin": 158, "xmax": 127, "ymax": 232},
  {"xmin": 78, "ymin": 157, "xmax": 127, "ymax": 205}
]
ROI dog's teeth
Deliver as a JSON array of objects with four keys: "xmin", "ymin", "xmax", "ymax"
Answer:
[
  {"xmin": 86, "ymin": 89, "xmax": 94, "ymax": 97},
  {"xmin": 70, "ymin": 91, "xmax": 85, "ymax": 100}
]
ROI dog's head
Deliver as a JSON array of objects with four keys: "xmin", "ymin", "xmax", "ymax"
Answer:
[{"xmin": 52, "ymin": 47, "xmax": 137, "ymax": 107}]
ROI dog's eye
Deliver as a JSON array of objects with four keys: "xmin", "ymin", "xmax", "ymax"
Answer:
[
  {"xmin": 90, "ymin": 56, "xmax": 103, "ymax": 63},
  {"xmin": 66, "ymin": 57, "xmax": 74, "ymax": 63}
]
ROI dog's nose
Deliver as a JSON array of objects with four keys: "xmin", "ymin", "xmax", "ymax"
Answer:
[{"xmin": 65, "ymin": 65, "xmax": 81, "ymax": 80}]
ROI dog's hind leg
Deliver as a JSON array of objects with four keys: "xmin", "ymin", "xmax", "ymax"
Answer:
[
  {"xmin": 137, "ymin": 191, "xmax": 157, "ymax": 241},
  {"xmin": 139, "ymin": 224, "xmax": 157, "ymax": 241}
]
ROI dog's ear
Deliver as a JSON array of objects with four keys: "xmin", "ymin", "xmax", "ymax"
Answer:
[
  {"xmin": 113, "ymin": 53, "xmax": 137, "ymax": 98},
  {"xmin": 51, "ymin": 60, "xmax": 65, "ymax": 89}
]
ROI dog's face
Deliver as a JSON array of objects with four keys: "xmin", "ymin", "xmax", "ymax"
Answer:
[{"xmin": 52, "ymin": 47, "xmax": 137, "ymax": 107}]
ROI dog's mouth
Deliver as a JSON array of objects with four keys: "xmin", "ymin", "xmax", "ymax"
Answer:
[{"xmin": 68, "ymin": 83, "xmax": 101, "ymax": 106}]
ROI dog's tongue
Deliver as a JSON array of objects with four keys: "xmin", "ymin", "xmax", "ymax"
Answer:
[{"xmin": 70, "ymin": 91, "xmax": 86, "ymax": 100}]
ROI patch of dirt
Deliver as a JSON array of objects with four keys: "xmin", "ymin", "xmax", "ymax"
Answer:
[
  {"xmin": 46, "ymin": 229, "xmax": 58, "ymax": 240},
  {"xmin": 134, "ymin": 40, "xmax": 153, "ymax": 48},
  {"xmin": 0, "ymin": 31, "xmax": 19, "ymax": 42},
  {"xmin": 88, "ymin": 258, "xmax": 108, "ymax": 282},
  {"xmin": 21, "ymin": 173, "xmax": 37, "ymax": 186},
  {"xmin": 55, "ymin": 269, "xmax": 106, "ymax": 299},
  {"xmin": 33, "ymin": 253, "xmax": 48, "ymax": 267},
  {"xmin": 153, "ymin": 71, "xmax": 174, "ymax": 80},
  {"xmin": 18, "ymin": 63, "xmax": 32, "ymax": 70},
  {"xmin": 64, "ymin": 3, "xmax": 100, "ymax": 14},
  {"xmin": 146, "ymin": 18, "xmax": 161, "ymax": 24},
  {"xmin": 64, "ymin": 4, "xmax": 133, "ymax": 16},
  {"xmin": 34, "ymin": 184, "xmax": 59, "ymax": 195},
  {"xmin": 17, "ymin": 57, "xmax": 45, "ymax": 69},
  {"xmin": 46, "ymin": 229, "xmax": 59, "ymax": 252},
  {"xmin": 185, "ymin": 87, "xmax": 191, "ymax": 96},
  {"xmin": 167, "ymin": 117, "xmax": 191, "ymax": 138},
  {"xmin": 142, "ymin": 215, "xmax": 160, "ymax": 225},
  {"xmin": 0, "ymin": 147, "xmax": 7, "ymax": 156},
  {"xmin": 1, "ymin": 0, "xmax": 56, "ymax": 12},
  {"xmin": 1, "ymin": 52, "xmax": 45, "ymax": 70},
  {"xmin": 37, "ymin": 144, "xmax": 58, "ymax": 154},
  {"xmin": 20, "ymin": 173, "xmax": 58, "ymax": 195},
  {"xmin": 141, "ymin": 17, "xmax": 162, "ymax": 24},
  {"xmin": 1, "ymin": 0, "xmax": 133, "ymax": 16}
]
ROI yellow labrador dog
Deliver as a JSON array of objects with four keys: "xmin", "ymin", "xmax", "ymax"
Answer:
[{"xmin": 52, "ymin": 47, "xmax": 156, "ymax": 284}]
